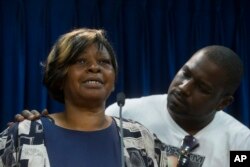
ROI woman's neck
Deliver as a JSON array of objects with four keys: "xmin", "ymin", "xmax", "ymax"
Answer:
[{"xmin": 49, "ymin": 104, "xmax": 112, "ymax": 131}]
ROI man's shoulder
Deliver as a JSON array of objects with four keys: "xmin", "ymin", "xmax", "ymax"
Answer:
[
  {"xmin": 106, "ymin": 94, "xmax": 167, "ymax": 115},
  {"xmin": 127, "ymin": 94, "xmax": 167, "ymax": 102},
  {"xmin": 215, "ymin": 111, "xmax": 250, "ymax": 149},
  {"xmin": 123, "ymin": 93, "xmax": 167, "ymax": 108},
  {"xmin": 215, "ymin": 111, "xmax": 250, "ymax": 133}
]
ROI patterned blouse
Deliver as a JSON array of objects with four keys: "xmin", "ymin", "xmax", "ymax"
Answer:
[{"xmin": 0, "ymin": 117, "xmax": 168, "ymax": 167}]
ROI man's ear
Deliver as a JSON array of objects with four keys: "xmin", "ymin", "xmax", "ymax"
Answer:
[{"xmin": 216, "ymin": 95, "xmax": 234, "ymax": 111}]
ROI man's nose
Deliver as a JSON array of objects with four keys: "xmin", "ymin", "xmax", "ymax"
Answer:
[{"xmin": 178, "ymin": 79, "xmax": 193, "ymax": 96}]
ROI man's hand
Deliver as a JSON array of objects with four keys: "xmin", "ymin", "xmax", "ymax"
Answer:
[{"xmin": 7, "ymin": 109, "xmax": 48, "ymax": 127}]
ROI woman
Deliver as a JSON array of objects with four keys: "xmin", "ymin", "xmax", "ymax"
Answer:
[{"xmin": 0, "ymin": 28, "xmax": 174, "ymax": 166}]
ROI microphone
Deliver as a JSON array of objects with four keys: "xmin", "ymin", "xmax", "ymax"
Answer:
[
  {"xmin": 117, "ymin": 92, "xmax": 125, "ymax": 107},
  {"xmin": 116, "ymin": 92, "xmax": 126, "ymax": 167}
]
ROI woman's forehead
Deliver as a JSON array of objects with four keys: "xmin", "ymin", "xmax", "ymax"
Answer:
[{"xmin": 79, "ymin": 43, "xmax": 110, "ymax": 56}]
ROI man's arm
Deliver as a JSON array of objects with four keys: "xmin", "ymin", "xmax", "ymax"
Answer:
[{"xmin": 11, "ymin": 103, "xmax": 121, "ymax": 125}]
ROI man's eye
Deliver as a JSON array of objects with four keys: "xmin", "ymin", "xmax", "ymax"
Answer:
[
  {"xmin": 199, "ymin": 85, "xmax": 211, "ymax": 94},
  {"xmin": 182, "ymin": 70, "xmax": 191, "ymax": 78}
]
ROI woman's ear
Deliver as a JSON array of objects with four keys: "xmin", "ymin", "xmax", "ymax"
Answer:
[
  {"xmin": 59, "ymin": 83, "xmax": 64, "ymax": 90},
  {"xmin": 112, "ymin": 80, "xmax": 115, "ymax": 92},
  {"xmin": 216, "ymin": 95, "xmax": 234, "ymax": 111},
  {"xmin": 59, "ymin": 78, "xmax": 65, "ymax": 90}
]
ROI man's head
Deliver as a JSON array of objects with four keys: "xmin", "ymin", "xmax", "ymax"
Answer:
[{"xmin": 167, "ymin": 45, "xmax": 243, "ymax": 127}]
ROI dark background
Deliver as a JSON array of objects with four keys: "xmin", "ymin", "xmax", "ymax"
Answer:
[{"xmin": 0, "ymin": 0, "xmax": 249, "ymax": 131}]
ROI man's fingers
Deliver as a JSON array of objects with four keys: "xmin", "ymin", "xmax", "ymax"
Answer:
[
  {"xmin": 21, "ymin": 110, "xmax": 35, "ymax": 120},
  {"xmin": 41, "ymin": 109, "xmax": 49, "ymax": 116},
  {"xmin": 7, "ymin": 122, "xmax": 14, "ymax": 127},
  {"xmin": 30, "ymin": 110, "xmax": 41, "ymax": 118},
  {"xmin": 11, "ymin": 109, "xmax": 47, "ymax": 126},
  {"xmin": 15, "ymin": 114, "xmax": 25, "ymax": 122}
]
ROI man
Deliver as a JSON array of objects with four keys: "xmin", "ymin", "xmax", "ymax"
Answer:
[
  {"xmin": 106, "ymin": 45, "xmax": 250, "ymax": 166},
  {"xmin": 13, "ymin": 45, "xmax": 250, "ymax": 166}
]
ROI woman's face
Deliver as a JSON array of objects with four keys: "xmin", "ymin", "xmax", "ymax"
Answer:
[{"xmin": 63, "ymin": 43, "xmax": 115, "ymax": 106}]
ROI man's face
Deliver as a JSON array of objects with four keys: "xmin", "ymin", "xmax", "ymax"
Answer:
[{"xmin": 167, "ymin": 51, "xmax": 230, "ymax": 121}]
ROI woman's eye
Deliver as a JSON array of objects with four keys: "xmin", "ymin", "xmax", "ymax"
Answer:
[
  {"xmin": 99, "ymin": 59, "xmax": 111, "ymax": 65},
  {"xmin": 76, "ymin": 59, "xmax": 86, "ymax": 65}
]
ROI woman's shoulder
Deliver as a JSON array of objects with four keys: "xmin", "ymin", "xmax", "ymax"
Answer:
[
  {"xmin": 112, "ymin": 116, "xmax": 168, "ymax": 166},
  {"xmin": 0, "ymin": 119, "xmax": 44, "ymax": 154},
  {"xmin": 5, "ymin": 119, "xmax": 45, "ymax": 143},
  {"xmin": 112, "ymin": 116, "xmax": 156, "ymax": 141},
  {"xmin": 113, "ymin": 116, "xmax": 148, "ymax": 130}
]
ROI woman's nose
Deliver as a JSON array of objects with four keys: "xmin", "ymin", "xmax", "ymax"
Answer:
[{"xmin": 87, "ymin": 62, "xmax": 101, "ymax": 73}]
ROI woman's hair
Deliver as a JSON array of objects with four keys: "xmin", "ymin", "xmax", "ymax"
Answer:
[{"xmin": 43, "ymin": 28, "xmax": 118, "ymax": 103}]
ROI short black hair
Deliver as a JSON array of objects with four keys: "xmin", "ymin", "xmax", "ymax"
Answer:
[{"xmin": 197, "ymin": 45, "xmax": 243, "ymax": 95}]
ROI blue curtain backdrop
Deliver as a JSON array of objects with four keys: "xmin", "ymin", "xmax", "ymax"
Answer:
[{"xmin": 0, "ymin": 0, "xmax": 249, "ymax": 130}]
